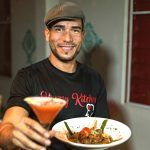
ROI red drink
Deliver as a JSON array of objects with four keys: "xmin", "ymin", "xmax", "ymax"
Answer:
[{"xmin": 24, "ymin": 97, "xmax": 66, "ymax": 125}]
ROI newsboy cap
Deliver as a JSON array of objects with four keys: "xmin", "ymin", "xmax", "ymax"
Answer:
[{"xmin": 44, "ymin": 1, "xmax": 85, "ymax": 28}]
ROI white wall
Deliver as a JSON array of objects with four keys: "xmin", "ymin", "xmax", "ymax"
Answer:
[
  {"xmin": 126, "ymin": 104, "xmax": 150, "ymax": 150},
  {"xmin": 0, "ymin": 0, "xmax": 150, "ymax": 149}
]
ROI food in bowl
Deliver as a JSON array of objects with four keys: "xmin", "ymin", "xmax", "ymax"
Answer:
[
  {"xmin": 67, "ymin": 126, "xmax": 113, "ymax": 144},
  {"xmin": 64, "ymin": 119, "xmax": 119, "ymax": 144}
]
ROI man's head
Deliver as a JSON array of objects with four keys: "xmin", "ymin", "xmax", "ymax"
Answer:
[
  {"xmin": 44, "ymin": 2, "xmax": 85, "ymax": 64},
  {"xmin": 44, "ymin": 1, "xmax": 85, "ymax": 30}
]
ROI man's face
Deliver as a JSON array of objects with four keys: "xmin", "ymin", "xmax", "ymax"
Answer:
[{"xmin": 45, "ymin": 19, "xmax": 84, "ymax": 62}]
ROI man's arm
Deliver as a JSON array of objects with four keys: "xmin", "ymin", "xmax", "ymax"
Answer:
[
  {"xmin": 0, "ymin": 106, "xmax": 53, "ymax": 150},
  {"xmin": 0, "ymin": 106, "xmax": 28, "ymax": 149}
]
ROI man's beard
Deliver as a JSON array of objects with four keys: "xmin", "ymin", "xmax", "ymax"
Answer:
[{"xmin": 49, "ymin": 43, "xmax": 80, "ymax": 63}]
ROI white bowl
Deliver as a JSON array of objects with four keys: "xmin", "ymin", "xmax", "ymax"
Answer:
[{"xmin": 52, "ymin": 117, "xmax": 131, "ymax": 150}]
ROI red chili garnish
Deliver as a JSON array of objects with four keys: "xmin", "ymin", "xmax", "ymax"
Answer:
[{"xmin": 79, "ymin": 127, "xmax": 91, "ymax": 137}]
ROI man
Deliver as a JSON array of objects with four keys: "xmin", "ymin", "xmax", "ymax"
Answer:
[{"xmin": 0, "ymin": 1, "xmax": 109, "ymax": 150}]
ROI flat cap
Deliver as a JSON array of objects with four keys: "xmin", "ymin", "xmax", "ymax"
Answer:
[{"xmin": 44, "ymin": 1, "xmax": 85, "ymax": 28}]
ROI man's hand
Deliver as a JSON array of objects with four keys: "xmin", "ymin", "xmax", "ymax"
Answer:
[
  {"xmin": 12, "ymin": 117, "xmax": 54, "ymax": 150},
  {"xmin": 1, "ymin": 106, "xmax": 55, "ymax": 150}
]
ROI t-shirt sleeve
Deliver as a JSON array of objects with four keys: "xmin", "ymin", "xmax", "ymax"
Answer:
[
  {"xmin": 93, "ymin": 76, "xmax": 110, "ymax": 118},
  {"xmin": 4, "ymin": 68, "xmax": 32, "ymax": 114}
]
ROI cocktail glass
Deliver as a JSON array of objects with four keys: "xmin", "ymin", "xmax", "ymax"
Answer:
[{"xmin": 24, "ymin": 96, "xmax": 66, "ymax": 128}]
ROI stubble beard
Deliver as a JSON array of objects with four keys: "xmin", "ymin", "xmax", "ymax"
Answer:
[{"xmin": 49, "ymin": 43, "xmax": 81, "ymax": 63}]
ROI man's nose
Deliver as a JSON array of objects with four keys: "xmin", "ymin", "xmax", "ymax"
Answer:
[{"xmin": 63, "ymin": 30, "xmax": 73, "ymax": 42}]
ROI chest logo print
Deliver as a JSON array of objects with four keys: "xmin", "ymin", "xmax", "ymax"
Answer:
[{"xmin": 85, "ymin": 103, "xmax": 94, "ymax": 117}]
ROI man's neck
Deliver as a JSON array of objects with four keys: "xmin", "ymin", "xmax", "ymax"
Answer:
[{"xmin": 49, "ymin": 56, "xmax": 77, "ymax": 73}]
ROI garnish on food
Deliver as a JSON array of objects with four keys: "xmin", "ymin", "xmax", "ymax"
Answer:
[
  {"xmin": 64, "ymin": 119, "xmax": 113, "ymax": 144},
  {"xmin": 64, "ymin": 121, "xmax": 73, "ymax": 136}
]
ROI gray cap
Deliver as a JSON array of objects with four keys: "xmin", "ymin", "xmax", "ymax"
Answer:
[{"xmin": 44, "ymin": 1, "xmax": 85, "ymax": 28}]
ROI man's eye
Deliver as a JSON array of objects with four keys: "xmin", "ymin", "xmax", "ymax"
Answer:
[
  {"xmin": 53, "ymin": 27, "xmax": 63, "ymax": 32},
  {"xmin": 72, "ymin": 29, "xmax": 81, "ymax": 34}
]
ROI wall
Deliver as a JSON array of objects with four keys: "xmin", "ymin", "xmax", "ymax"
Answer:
[
  {"xmin": 0, "ymin": 0, "xmax": 46, "ymax": 101},
  {"xmin": 0, "ymin": 0, "xmax": 149, "ymax": 149}
]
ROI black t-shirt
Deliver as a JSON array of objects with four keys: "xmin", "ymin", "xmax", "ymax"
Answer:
[{"xmin": 4, "ymin": 58, "xmax": 109, "ymax": 149}]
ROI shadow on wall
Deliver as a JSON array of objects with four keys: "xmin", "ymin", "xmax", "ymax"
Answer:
[
  {"xmin": 79, "ymin": 43, "xmax": 113, "ymax": 91},
  {"xmin": 77, "ymin": 22, "xmax": 112, "ymax": 86},
  {"xmin": 90, "ymin": 45, "xmax": 112, "ymax": 87}
]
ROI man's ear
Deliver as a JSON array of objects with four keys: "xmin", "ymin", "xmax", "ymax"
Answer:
[
  {"xmin": 44, "ymin": 28, "xmax": 50, "ymax": 42},
  {"xmin": 82, "ymin": 31, "xmax": 85, "ymax": 41}
]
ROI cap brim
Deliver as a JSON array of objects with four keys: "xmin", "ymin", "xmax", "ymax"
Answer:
[{"xmin": 46, "ymin": 17, "xmax": 84, "ymax": 28}]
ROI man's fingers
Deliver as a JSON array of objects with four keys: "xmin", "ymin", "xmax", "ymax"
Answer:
[
  {"xmin": 13, "ymin": 129, "xmax": 46, "ymax": 150},
  {"xmin": 15, "ymin": 120, "xmax": 51, "ymax": 146},
  {"xmin": 12, "ymin": 138, "xmax": 30, "ymax": 150},
  {"xmin": 22, "ymin": 117, "xmax": 50, "ymax": 138}
]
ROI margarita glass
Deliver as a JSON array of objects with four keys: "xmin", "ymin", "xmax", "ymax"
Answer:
[{"xmin": 24, "ymin": 96, "xmax": 66, "ymax": 127}]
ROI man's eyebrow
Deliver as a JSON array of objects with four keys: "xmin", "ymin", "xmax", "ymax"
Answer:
[
  {"xmin": 51, "ymin": 25, "xmax": 82, "ymax": 31},
  {"xmin": 52, "ymin": 25, "xmax": 82, "ymax": 29},
  {"xmin": 52, "ymin": 25, "xmax": 65, "ymax": 28},
  {"xmin": 71, "ymin": 26, "xmax": 82, "ymax": 30}
]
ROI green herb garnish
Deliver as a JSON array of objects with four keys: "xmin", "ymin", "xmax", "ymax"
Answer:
[
  {"xmin": 64, "ymin": 121, "xmax": 73, "ymax": 136},
  {"xmin": 100, "ymin": 119, "xmax": 108, "ymax": 132}
]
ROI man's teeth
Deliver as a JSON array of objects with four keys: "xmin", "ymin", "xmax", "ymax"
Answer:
[{"xmin": 61, "ymin": 46, "xmax": 74, "ymax": 51}]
